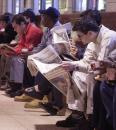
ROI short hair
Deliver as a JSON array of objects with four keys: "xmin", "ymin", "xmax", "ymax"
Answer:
[
  {"xmin": 80, "ymin": 9, "xmax": 102, "ymax": 26},
  {"xmin": 0, "ymin": 14, "xmax": 11, "ymax": 24},
  {"xmin": 22, "ymin": 9, "xmax": 35, "ymax": 22},
  {"xmin": 12, "ymin": 14, "xmax": 27, "ymax": 25},
  {"xmin": 73, "ymin": 18, "xmax": 100, "ymax": 34},
  {"xmin": 39, "ymin": 7, "xmax": 60, "ymax": 24}
]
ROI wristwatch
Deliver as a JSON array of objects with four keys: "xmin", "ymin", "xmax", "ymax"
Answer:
[
  {"xmin": 74, "ymin": 65, "xmax": 79, "ymax": 71},
  {"xmin": 111, "ymin": 62, "xmax": 116, "ymax": 68}
]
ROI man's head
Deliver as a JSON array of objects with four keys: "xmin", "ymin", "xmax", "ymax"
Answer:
[
  {"xmin": 0, "ymin": 14, "xmax": 11, "ymax": 29},
  {"xmin": 12, "ymin": 14, "xmax": 28, "ymax": 35},
  {"xmin": 39, "ymin": 7, "xmax": 60, "ymax": 28},
  {"xmin": 22, "ymin": 9, "xmax": 35, "ymax": 23},
  {"xmin": 80, "ymin": 9, "xmax": 102, "ymax": 26},
  {"xmin": 73, "ymin": 19, "xmax": 100, "ymax": 44}
]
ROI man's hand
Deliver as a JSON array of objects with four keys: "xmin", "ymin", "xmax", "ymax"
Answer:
[
  {"xmin": 91, "ymin": 61, "xmax": 105, "ymax": 71},
  {"xmin": 61, "ymin": 61, "xmax": 76, "ymax": 71},
  {"xmin": 70, "ymin": 45, "xmax": 78, "ymax": 56},
  {"xmin": 100, "ymin": 60, "xmax": 115, "ymax": 68},
  {"xmin": 1, "ymin": 49, "xmax": 14, "ymax": 57}
]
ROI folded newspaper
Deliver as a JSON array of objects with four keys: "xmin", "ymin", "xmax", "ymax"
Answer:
[
  {"xmin": 27, "ymin": 45, "xmax": 80, "ymax": 97},
  {"xmin": 27, "ymin": 45, "xmax": 62, "ymax": 75},
  {"xmin": 51, "ymin": 23, "xmax": 72, "ymax": 44},
  {"xmin": 0, "ymin": 44, "xmax": 15, "ymax": 52},
  {"xmin": 51, "ymin": 23, "xmax": 72, "ymax": 55}
]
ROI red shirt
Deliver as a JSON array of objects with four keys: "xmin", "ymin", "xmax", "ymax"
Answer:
[{"xmin": 14, "ymin": 23, "xmax": 43, "ymax": 54}]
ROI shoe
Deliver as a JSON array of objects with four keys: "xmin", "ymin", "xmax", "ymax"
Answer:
[
  {"xmin": 9, "ymin": 89, "xmax": 23, "ymax": 97},
  {"xmin": 14, "ymin": 94, "xmax": 34, "ymax": 102},
  {"xmin": 24, "ymin": 87, "xmax": 44, "ymax": 100},
  {"xmin": 41, "ymin": 102, "xmax": 57, "ymax": 115},
  {"xmin": 5, "ymin": 82, "xmax": 22, "ymax": 95},
  {"xmin": 24, "ymin": 96, "xmax": 48, "ymax": 108},
  {"xmin": 56, "ymin": 107, "xmax": 66, "ymax": 116},
  {"xmin": 24, "ymin": 99, "xmax": 41, "ymax": 108},
  {"xmin": 56, "ymin": 111, "xmax": 86, "ymax": 127},
  {"xmin": 41, "ymin": 102, "xmax": 65, "ymax": 116}
]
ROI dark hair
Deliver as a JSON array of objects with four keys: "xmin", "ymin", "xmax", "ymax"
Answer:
[
  {"xmin": 12, "ymin": 14, "xmax": 27, "ymax": 25},
  {"xmin": 73, "ymin": 18, "xmax": 100, "ymax": 34},
  {"xmin": 0, "ymin": 14, "xmax": 11, "ymax": 24},
  {"xmin": 22, "ymin": 9, "xmax": 35, "ymax": 22},
  {"xmin": 80, "ymin": 9, "xmax": 101, "ymax": 26}
]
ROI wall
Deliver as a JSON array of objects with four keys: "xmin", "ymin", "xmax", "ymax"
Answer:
[{"xmin": 106, "ymin": 0, "xmax": 116, "ymax": 12}]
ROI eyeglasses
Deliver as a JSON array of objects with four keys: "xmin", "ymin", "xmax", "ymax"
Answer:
[{"xmin": 77, "ymin": 33, "xmax": 85, "ymax": 39}]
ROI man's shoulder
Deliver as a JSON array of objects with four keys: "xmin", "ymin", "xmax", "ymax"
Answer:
[{"xmin": 28, "ymin": 24, "xmax": 43, "ymax": 35}]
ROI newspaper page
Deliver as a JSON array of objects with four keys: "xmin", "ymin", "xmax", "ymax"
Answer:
[
  {"xmin": 44, "ymin": 66, "xmax": 70, "ymax": 96},
  {"xmin": 0, "ymin": 44, "xmax": 15, "ymax": 52},
  {"xmin": 51, "ymin": 26, "xmax": 70, "ymax": 44},
  {"xmin": 44, "ymin": 66, "xmax": 80, "ymax": 99},
  {"xmin": 51, "ymin": 22, "xmax": 72, "ymax": 44},
  {"xmin": 27, "ymin": 45, "xmax": 62, "ymax": 76},
  {"xmin": 51, "ymin": 23, "xmax": 72, "ymax": 55}
]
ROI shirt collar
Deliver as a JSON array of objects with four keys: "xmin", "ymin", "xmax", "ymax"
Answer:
[{"xmin": 96, "ymin": 25, "xmax": 107, "ymax": 44}]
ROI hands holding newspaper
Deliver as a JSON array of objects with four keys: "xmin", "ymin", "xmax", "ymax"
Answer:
[
  {"xmin": 61, "ymin": 61, "xmax": 77, "ymax": 72},
  {"xmin": 0, "ymin": 44, "xmax": 16, "ymax": 56}
]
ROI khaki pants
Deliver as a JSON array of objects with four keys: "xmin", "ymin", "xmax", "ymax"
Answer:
[{"xmin": 68, "ymin": 71, "xmax": 95, "ymax": 114}]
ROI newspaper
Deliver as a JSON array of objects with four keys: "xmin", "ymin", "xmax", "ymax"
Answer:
[
  {"xmin": 51, "ymin": 26, "xmax": 70, "ymax": 44},
  {"xmin": 0, "ymin": 44, "xmax": 15, "ymax": 52},
  {"xmin": 27, "ymin": 45, "xmax": 79, "ymax": 97},
  {"xmin": 44, "ymin": 65, "xmax": 80, "ymax": 98},
  {"xmin": 44, "ymin": 65, "xmax": 70, "ymax": 96},
  {"xmin": 27, "ymin": 45, "xmax": 62, "ymax": 76},
  {"xmin": 51, "ymin": 24, "xmax": 72, "ymax": 55}
]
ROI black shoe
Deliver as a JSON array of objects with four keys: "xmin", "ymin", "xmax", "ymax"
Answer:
[
  {"xmin": 5, "ymin": 87, "xmax": 16, "ymax": 95},
  {"xmin": 9, "ymin": 89, "xmax": 24, "ymax": 97},
  {"xmin": 24, "ymin": 87, "xmax": 44, "ymax": 100},
  {"xmin": 56, "ymin": 111, "xmax": 86, "ymax": 128},
  {"xmin": 41, "ymin": 102, "xmax": 58, "ymax": 115},
  {"xmin": 5, "ymin": 82, "xmax": 22, "ymax": 95}
]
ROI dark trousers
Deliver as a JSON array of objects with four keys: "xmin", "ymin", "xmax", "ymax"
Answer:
[
  {"xmin": 93, "ymin": 81, "xmax": 113, "ymax": 130},
  {"xmin": 35, "ymin": 72, "xmax": 63, "ymax": 108},
  {"xmin": 23, "ymin": 62, "xmax": 35, "ymax": 88},
  {"xmin": 100, "ymin": 81, "xmax": 116, "ymax": 130}
]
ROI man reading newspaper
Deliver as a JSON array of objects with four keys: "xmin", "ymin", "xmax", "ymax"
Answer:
[{"xmin": 15, "ymin": 7, "xmax": 76, "ymax": 115}]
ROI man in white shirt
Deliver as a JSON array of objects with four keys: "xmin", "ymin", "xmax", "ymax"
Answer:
[{"xmin": 56, "ymin": 18, "xmax": 116, "ymax": 129}]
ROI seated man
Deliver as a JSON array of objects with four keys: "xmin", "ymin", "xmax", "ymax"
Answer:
[
  {"xmin": 3, "ymin": 14, "xmax": 43, "ymax": 97},
  {"xmin": 15, "ymin": 7, "xmax": 66, "ymax": 114},
  {"xmin": 0, "ymin": 13, "xmax": 17, "ymax": 89},
  {"xmin": 99, "ymin": 46, "xmax": 116, "ymax": 130},
  {"xmin": 56, "ymin": 18, "xmax": 116, "ymax": 130}
]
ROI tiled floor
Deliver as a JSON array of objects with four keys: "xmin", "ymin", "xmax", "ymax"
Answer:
[{"xmin": 0, "ymin": 91, "xmax": 68, "ymax": 130}]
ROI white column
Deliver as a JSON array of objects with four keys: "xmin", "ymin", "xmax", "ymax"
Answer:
[
  {"xmin": 2, "ymin": 0, "xmax": 7, "ymax": 13},
  {"xmin": 75, "ymin": 0, "xmax": 83, "ymax": 11},
  {"xmin": 0, "ymin": 0, "xmax": 3, "ymax": 14},
  {"xmin": 33, "ymin": 0, "xmax": 39, "ymax": 14},
  {"xmin": 53, "ymin": 0, "xmax": 59, "ymax": 9},
  {"xmin": 19, "ymin": 0, "xmax": 24, "ymax": 12},
  {"xmin": 66, "ymin": 0, "xmax": 74, "ymax": 13},
  {"xmin": 7, "ymin": 0, "xmax": 13, "ymax": 13},
  {"xmin": 25, "ymin": 0, "xmax": 33, "ymax": 9},
  {"xmin": 41, "ymin": 0, "xmax": 46, "ymax": 9}
]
